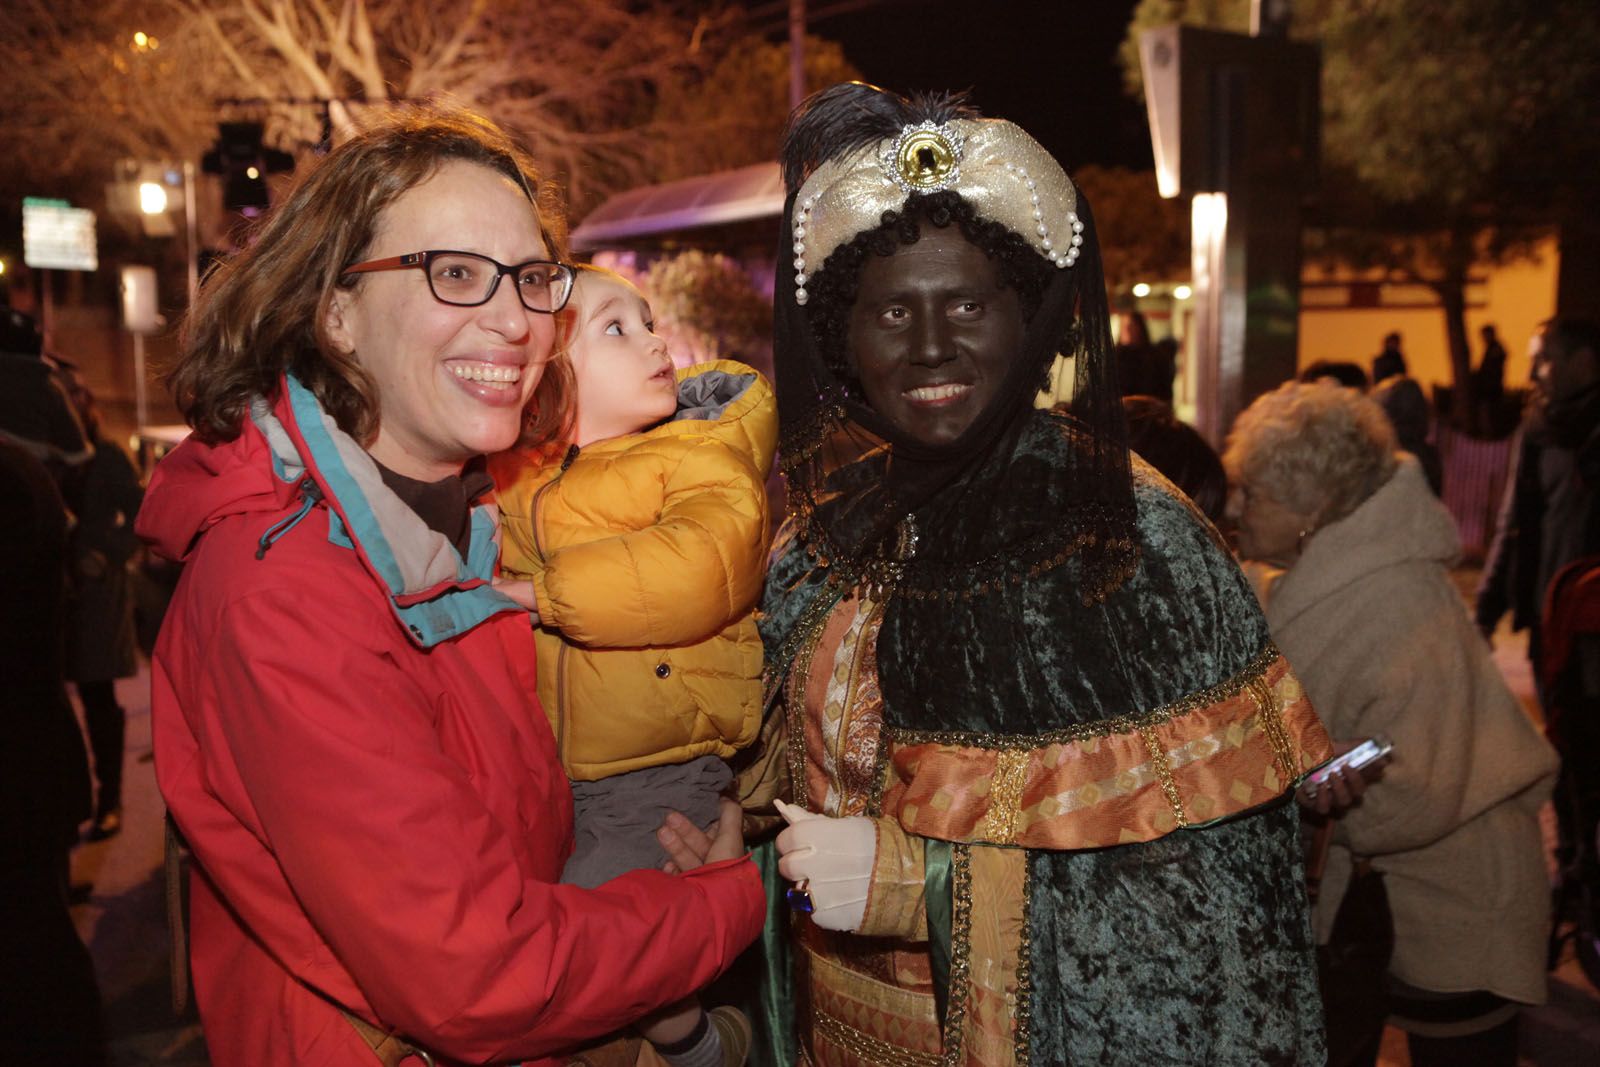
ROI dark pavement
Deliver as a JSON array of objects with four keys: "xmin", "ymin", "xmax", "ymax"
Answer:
[{"xmin": 69, "ymin": 669, "xmax": 206, "ymax": 1067}]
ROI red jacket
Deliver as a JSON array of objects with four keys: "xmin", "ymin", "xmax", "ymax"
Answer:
[{"xmin": 137, "ymin": 378, "xmax": 764, "ymax": 1067}]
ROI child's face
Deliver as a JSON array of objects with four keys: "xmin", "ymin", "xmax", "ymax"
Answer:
[{"xmin": 569, "ymin": 274, "xmax": 679, "ymax": 445}]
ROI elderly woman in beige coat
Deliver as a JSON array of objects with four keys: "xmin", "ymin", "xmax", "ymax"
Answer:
[{"xmin": 1225, "ymin": 380, "xmax": 1557, "ymax": 1067}]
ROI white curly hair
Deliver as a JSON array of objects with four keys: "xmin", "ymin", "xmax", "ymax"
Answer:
[{"xmin": 1223, "ymin": 379, "xmax": 1399, "ymax": 524}]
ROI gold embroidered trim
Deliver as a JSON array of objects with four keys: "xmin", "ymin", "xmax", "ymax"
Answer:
[
  {"xmin": 837, "ymin": 600, "xmax": 887, "ymax": 813},
  {"xmin": 813, "ymin": 1010, "xmax": 942, "ymax": 1067},
  {"xmin": 882, "ymin": 642, "xmax": 1281, "ymax": 751},
  {"xmin": 869, "ymin": 726, "xmax": 894, "ymax": 817},
  {"xmin": 767, "ymin": 569, "xmax": 848, "ymax": 709},
  {"xmin": 940, "ymin": 843, "xmax": 974, "ymax": 1065},
  {"xmin": 1247, "ymin": 674, "xmax": 1296, "ymax": 783},
  {"xmin": 1138, "ymin": 725, "xmax": 1189, "ymax": 829},
  {"xmin": 786, "ymin": 612, "xmax": 830, "ymax": 810},
  {"xmin": 1014, "ymin": 857, "xmax": 1033, "ymax": 1066},
  {"xmin": 984, "ymin": 749, "xmax": 1031, "ymax": 845}
]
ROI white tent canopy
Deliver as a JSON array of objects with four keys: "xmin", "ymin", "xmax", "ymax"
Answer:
[{"xmin": 569, "ymin": 162, "xmax": 783, "ymax": 251}]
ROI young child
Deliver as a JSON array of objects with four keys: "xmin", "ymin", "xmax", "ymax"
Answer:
[{"xmin": 490, "ymin": 266, "xmax": 776, "ymax": 1067}]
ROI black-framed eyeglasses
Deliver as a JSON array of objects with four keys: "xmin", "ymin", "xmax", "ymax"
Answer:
[{"xmin": 343, "ymin": 250, "xmax": 576, "ymax": 313}]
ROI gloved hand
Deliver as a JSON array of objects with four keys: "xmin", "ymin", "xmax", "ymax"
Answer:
[{"xmin": 774, "ymin": 798, "xmax": 876, "ymax": 932}]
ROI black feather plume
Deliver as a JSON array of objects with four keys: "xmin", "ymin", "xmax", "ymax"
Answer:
[{"xmin": 780, "ymin": 82, "xmax": 983, "ymax": 192}]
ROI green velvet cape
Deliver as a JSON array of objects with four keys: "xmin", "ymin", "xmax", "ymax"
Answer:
[{"xmin": 757, "ymin": 411, "xmax": 1326, "ymax": 1066}]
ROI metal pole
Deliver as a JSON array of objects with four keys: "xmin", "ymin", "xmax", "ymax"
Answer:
[
  {"xmin": 789, "ymin": 0, "xmax": 806, "ymax": 110},
  {"xmin": 1252, "ymin": 0, "xmax": 1293, "ymax": 37},
  {"xmin": 133, "ymin": 331, "xmax": 149, "ymax": 432},
  {"xmin": 40, "ymin": 269, "xmax": 54, "ymax": 350},
  {"xmin": 183, "ymin": 160, "xmax": 200, "ymax": 307},
  {"xmin": 1190, "ymin": 193, "xmax": 1228, "ymax": 443}
]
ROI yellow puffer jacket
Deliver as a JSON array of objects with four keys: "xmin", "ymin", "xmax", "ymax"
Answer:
[{"xmin": 490, "ymin": 360, "xmax": 778, "ymax": 781}]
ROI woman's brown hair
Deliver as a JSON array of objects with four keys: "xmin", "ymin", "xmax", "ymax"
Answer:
[{"xmin": 168, "ymin": 103, "xmax": 572, "ymax": 449}]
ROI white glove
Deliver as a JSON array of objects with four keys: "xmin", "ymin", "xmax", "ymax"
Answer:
[{"xmin": 774, "ymin": 798, "xmax": 876, "ymax": 932}]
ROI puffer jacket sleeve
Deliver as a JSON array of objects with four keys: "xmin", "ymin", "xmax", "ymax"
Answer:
[
  {"xmin": 535, "ymin": 438, "xmax": 768, "ymax": 648},
  {"xmin": 193, "ymin": 582, "xmax": 766, "ymax": 1063}
]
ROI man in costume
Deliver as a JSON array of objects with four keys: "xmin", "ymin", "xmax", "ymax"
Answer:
[{"xmin": 754, "ymin": 83, "xmax": 1332, "ymax": 1065}]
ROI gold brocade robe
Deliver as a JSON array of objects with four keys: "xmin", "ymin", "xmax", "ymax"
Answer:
[{"xmin": 781, "ymin": 588, "xmax": 1329, "ymax": 1066}]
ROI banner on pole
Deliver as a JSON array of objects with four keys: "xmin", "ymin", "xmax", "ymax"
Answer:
[{"xmin": 24, "ymin": 197, "xmax": 99, "ymax": 271}]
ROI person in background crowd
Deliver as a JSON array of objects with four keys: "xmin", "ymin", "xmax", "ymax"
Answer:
[
  {"xmin": 0, "ymin": 307, "xmax": 92, "ymax": 483},
  {"xmin": 136, "ymin": 105, "xmax": 764, "ymax": 1067},
  {"xmin": 1372, "ymin": 331, "xmax": 1408, "ymax": 385},
  {"xmin": 56, "ymin": 366, "xmax": 145, "ymax": 842},
  {"xmin": 1226, "ymin": 380, "xmax": 1556, "ymax": 1067},
  {"xmin": 1372, "ymin": 376, "xmax": 1443, "ymax": 496},
  {"xmin": 1116, "ymin": 310, "xmax": 1176, "ymax": 404},
  {"xmin": 1476, "ymin": 318, "xmax": 1600, "ymax": 664},
  {"xmin": 0, "ymin": 439, "xmax": 106, "ymax": 1064},
  {"xmin": 1301, "ymin": 359, "xmax": 1371, "ymax": 392},
  {"xmin": 1121, "ymin": 395, "xmax": 1228, "ymax": 525},
  {"xmin": 1473, "ymin": 324, "xmax": 1509, "ymax": 434},
  {"xmin": 748, "ymin": 82, "xmax": 1331, "ymax": 1066}
]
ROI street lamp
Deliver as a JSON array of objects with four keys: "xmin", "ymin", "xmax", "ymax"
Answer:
[
  {"xmin": 138, "ymin": 181, "xmax": 168, "ymax": 215},
  {"xmin": 121, "ymin": 265, "xmax": 162, "ymax": 433},
  {"xmin": 112, "ymin": 162, "xmax": 198, "ymax": 307}
]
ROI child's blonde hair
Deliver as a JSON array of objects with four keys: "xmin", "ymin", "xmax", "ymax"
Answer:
[{"xmin": 554, "ymin": 264, "xmax": 645, "ymax": 360}]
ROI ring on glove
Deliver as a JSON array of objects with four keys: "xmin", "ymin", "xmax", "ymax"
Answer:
[{"xmin": 785, "ymin": 878, "xmax": 815, "ymax": 915}]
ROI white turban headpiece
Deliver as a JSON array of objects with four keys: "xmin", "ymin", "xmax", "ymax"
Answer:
[{"xmin": 789, "ymin": 117, "xmax": 1083, "ymax": 306}]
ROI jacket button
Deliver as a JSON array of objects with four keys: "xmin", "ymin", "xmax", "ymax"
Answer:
[{"xmin": 655, "ymin": 662, "xmax": 671, "ymax": 678}]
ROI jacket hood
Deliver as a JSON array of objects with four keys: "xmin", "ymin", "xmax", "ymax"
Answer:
[
  {"xmin": 588, "ymin": 359, "xmax": 777, "ymax": 475},
  {"xmin": 137, "ymin": 375, "xmax": 520, "ymax": 647},
  {"xmin": 1265, "ymin": 453, "xmax": 1459, "ymax": 629},
  {"xmin": 134, "ymin": 415, "xmax": 293, "ymax": 564}
]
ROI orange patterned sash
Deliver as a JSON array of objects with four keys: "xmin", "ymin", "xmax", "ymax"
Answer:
[{"xmin": 879, "ymin": 646, "xmax": 1330, "ymax": 850}]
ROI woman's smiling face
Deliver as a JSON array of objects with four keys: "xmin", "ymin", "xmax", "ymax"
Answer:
[
  {"xmin": 845, "ymin": 223, "xmax": 1023, "ymax": 447},
  {"xmin": 326, "ymin": 160, "xmax": 556, "ymax": 480}
]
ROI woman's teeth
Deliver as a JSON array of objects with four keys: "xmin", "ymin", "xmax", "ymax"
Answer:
[
  {"xmin": 450, "ymin": 363, "xmax": 522, "ymax": 384},
  {"xmin": 905, "ymin": 383, "xmax": 970, "ymax": 401}
]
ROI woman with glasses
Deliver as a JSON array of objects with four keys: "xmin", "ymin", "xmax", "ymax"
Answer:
[{"xmin": 136, "ymin": 107, "xmax": 764, "ymax": 1067}]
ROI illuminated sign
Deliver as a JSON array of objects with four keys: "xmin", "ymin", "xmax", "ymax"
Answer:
[{"xmin": 23, "ymin": 197, "xmax": 99, "ymax": 271}]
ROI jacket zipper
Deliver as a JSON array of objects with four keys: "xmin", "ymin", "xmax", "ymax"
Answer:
[
  {"xmin": 255, "ymin": 478, "xmax": 323, "ymax": 560},
  {"xmin": 554, "ymin": 643, "xmax": 571, "ymax": 764},
  {"xmin": 530, "ymin": 444, "xmax": 579, "ymax": 763},
  {"xmin": 528, "ymin": 444, "xmax": 578, "ymax": 562}
]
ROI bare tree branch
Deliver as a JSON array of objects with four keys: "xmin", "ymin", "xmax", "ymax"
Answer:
[{"xmin": 1, "ymin": 0, "xmax": 839, "ymax": 221}]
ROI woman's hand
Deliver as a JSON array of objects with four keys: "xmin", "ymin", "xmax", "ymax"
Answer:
[
  {"xmin": 773, "ymin": 799, "xmax": 875, "ymax": 932},
  {"xmin": 491, "ymin": 577, "xmax": 539, "ymax": 620},
  {"xmin": 657, "ymin": 796, "xmax": 745, "ymax": 874},
  {"xmin": 1297, "ymin": 738, "xmax": 1390, "ymax": 817}
]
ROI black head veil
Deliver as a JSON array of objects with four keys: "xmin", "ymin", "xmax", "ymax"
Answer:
[{"xmin": 773, "ymin": 83, "xmax": 1139, "ymax": 612}]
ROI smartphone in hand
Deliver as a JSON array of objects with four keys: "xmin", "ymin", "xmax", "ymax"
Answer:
[{"xmin": 1303, "ymin": 735, "xmax": 1393, "ymax": 798}]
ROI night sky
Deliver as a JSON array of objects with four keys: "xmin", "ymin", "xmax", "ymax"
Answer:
[{"xmin": 812, "ymin": 0, "xmax": 1153, "ymax": 171}]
